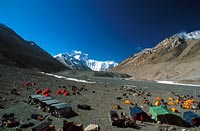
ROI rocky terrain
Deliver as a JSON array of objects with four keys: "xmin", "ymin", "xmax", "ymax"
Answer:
[
  {"xmin": 113, "ymin": 31, "xmax": 200, "ymax": 84},
  {"xmin": 0, "ymin": 64, "xmax": 200, "ymax": 131}
]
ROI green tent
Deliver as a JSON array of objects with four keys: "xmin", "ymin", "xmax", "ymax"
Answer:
[{"xmin": 149, "ymin": 106, "xmax": 191, "ymax": 127}]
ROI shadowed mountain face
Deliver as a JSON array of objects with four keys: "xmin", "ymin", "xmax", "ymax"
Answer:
[
  {"xmin": 0, "ymin": 23, "xmax": 68, "ymax": 72},
  {"xmin": 113, "ymin": 32, "xmax": 200, "ymax": 83}
]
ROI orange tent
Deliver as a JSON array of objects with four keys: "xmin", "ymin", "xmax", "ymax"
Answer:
[
  {"xmin": 155, "ymin": 97, "xmax": 161, "ymax": 101},
  {"xmin": 183, "ymin": 99, "xmax": 195, "ymax": 109},
  {"xmin": 168, "ymin": 97, "xmax": 174, "ymax": 101},
  {"xmin": 141, "ymin": 100, "xmax": 147, "ymax": 104},
  {"xmin": 175, "ymin": 99, "xmax": 180, "ymax": 104},
  {"xmin": 124, "ymin": 100, "xmax": 132, "ymax": 105},
  {"xmin": 168, "ymin": 101, "xmax": 176, "ymax": 106}
]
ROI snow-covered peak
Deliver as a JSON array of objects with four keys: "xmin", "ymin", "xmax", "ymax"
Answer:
[
  {"xmin": 74, "ymin": 50, "xmax": 82, "ymax": 54},
  {"xmin": 54, "ymin": 50, "xmax": 118, "ymax": 71},
  {"xmin": 54, "ymin": 53, "xmax": 63, "ymax": 58},
  {"xmin": 178, "ymin": 30, "xmax": 200, "ymax": 40}
]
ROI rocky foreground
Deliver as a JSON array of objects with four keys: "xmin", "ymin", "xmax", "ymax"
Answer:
[{"xmin": 0, "ymin": 64, "xmax": 200, "ymax": 131}]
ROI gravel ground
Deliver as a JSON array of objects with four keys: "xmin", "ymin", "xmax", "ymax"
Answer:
[{"xmin": 0, "ymin": 64, "xmax": 200, "ymax": 131}]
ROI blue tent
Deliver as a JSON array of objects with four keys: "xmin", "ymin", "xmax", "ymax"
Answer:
[
  {"xmin": 130, "ymin": 107, "xmax": 148, "ymax": 121},
  {"xmin": 183, "ymin": 111, "xmax": 200, "ymax": 126}
]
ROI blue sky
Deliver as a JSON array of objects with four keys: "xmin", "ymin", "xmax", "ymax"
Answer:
[{"xmin": 0, "ymin": 0, "xmax": 200, "ymax": 63}]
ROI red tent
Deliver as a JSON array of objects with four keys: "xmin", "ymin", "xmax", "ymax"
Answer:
[
  {"xmin": 35, "ymin": 89, "xmax": 42, "ymax": 94},
  {"xmin": 55, "ymin": 90, "xmax": 62, "ymax": 95},
  {"xmin": 63, "ymin": 91, "xmax": 70, "ymax": 96},
  {"xmin": 42, "ymin": 89, "xmax": 51, "ymax": 95},
  {"xmin": 32, "ymin": 82, "xmax": 36, "ymax": 86},
  {"xmin": 61, "ymin": 89, "xmax": 67, "ymax": 94},
  {"xmin": 24, "ymin": 82, "xmax": 31, "ymax": 87},
  {"xmin": 43, "ymin": 93, "xmax": 50, "ymax": 97}
]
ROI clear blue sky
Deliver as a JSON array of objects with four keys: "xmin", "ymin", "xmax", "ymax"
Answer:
[{"xmin": 0, "ymin": 0, "xmax": 200, "ymax": 63}]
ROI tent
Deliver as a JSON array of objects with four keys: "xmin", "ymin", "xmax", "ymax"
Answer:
[
  {"xmin": 130, "ymin": 107, "xmax": 148, "ymax": 121},
  {"xmin": 170, "ymin": 107, "xmax": 178, "ymax": 113},
  {"xmin": 32, "ymin": 122, "xmax": 54, "ymax": 131},
  {"xmin": 149, "ymin": 106, "xmax": 191, "ymax": 127},
  {"xmin": 35, "ymin": 89, "xmax": 42, "ymax": 94},
  {"xmin": 63, "ymin": 91, "xmax": 70, "ymax": 96},
  {"xmin": 112, "ymin": 104, "xmax": 121, "ymax": 109},
  {"xmin": 183, "ymin": 99, "xmax": 195, "ymax": 109},
  {"xmin": 155, "ymin": 97, "xmax": 161, "ymax": 101},
  {"xmin": 183, "ymin": 111, "xmax": 200, "ymax": 126},
  {"xmin": 28, "ymin": 95, "xmax": 43, "ymax": 104},
  {"xmin": 41, "ymin": 99, "xmax": 60, "ymax": 109},
  {"xmin": 63, "ymin": 120, "xmax": 83, "ymax": 131},
  {"xmin": 42, "ymin": 89, "xmax": 51, "ymax": 95},
  {"xmin": 124, "ymin": 100, "xmax": 132, "ymax": 105},
  {"xmin": 61, "ymin": 89, "xmax": 67, "ymax": 94},
  {"xmin": 168, "ymin": 101, "xmax": 176, "ymax": 106},
  {"xmin": 154, "ymin": 101, "xmax": 161, "ymax": 106},
  {"xmin": 55, "ymin": 90, "xmax": 61, "ymax": 95},
  {"xmin": 50, "ymin": 102, "xmax": 75, "ymax": 118},
  {"xmin": 168, "ymin": 97, "xmax": 174, "ymax": 101},
  {"xmin": 84, "ymin": 124, "xmax": 100, "ymax": 131}
]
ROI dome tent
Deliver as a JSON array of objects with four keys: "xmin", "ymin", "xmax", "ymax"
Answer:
[{"xmin": 149, "ymin": 106, "xmax": 191, "ymax": 127}]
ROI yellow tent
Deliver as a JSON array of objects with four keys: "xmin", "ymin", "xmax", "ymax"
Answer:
[
  {"xmin": 154, "ymin": 101, "xmax": 161, "ymax": 106},
  {"xmin": 170, "ymin": 107, "xmax": 178, "ymax": 112},
  {"xmin": 168, "ymin": 97, "xmax": 174, "ymax": 101},
  {"xmin": 124, "ymin": 100, "xmax": 132, "ymax": 105},
  {"xmin": 112, "ymin": 104, "xmax": 121, "ymax": 109}
]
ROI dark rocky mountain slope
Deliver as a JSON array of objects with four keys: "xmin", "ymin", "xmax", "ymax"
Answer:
[{"xmin": 0, "ymin": 23, "xmax": 68, "ymax": 72}]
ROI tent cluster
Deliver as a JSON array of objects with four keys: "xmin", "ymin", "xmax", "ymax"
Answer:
[
  {"xmin": 154, "ymin": 96, "xmax": 179, "ymax": 113},
  {"xmin": 35, "ymin": 88, "xmax": 51, "ymax": 97},
  {"xmin": 55, "ymin": 89, "xmax": 70, "ymax": 96},
  {"xmin": 183, "ymin": 99, "xmax": 195, "ymax": 109},
  {"xmin": 112, "ymin": 85, "xmax": 200, "ymax": 129},
  {"xmin": 28, "ymin": 95, "xmax": 75, "ymax": 118},
  {"xmin": 129, "ymin": 106, "xmax": 200, "ymax": 127},
  {"xmin": 24, "ymin": 82, "xmax": 36, "ymax": 87}
]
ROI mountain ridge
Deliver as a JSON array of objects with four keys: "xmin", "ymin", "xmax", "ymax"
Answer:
[
  {"xmin": 54, "ymin": 50, "xmax": 118, "ymax": 71},
  {"xmin": 0, "ymin": 23, "xmax": 68, "ymax": 72},
  {"xmin": 113, "ymin": 30, "xmax": 200, "ymax": 83}
]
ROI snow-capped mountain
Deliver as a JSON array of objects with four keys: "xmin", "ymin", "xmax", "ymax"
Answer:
[
  {"xmin": 178, "ymin": 30, "xmax": 200, "ymax": 40},
  {"xmin": 54, "ymin": 50, "xmax": 118, "ymax": 71}
]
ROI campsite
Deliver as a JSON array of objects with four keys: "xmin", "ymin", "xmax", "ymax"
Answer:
[{"xmin": 0, "ymin": 65, "xmax": 200, "ymax": 131}]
